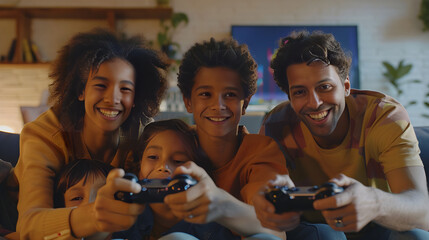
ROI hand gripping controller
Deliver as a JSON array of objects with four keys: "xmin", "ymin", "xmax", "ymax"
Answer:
[
  {"xmin": 265, "ymin": 182, "xmax": 344, "ymax": 213},
  {"xmin": 115, "ymin": 173, "xmax": 197, "ymax": 203}
]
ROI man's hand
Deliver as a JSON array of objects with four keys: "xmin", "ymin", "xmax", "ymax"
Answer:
[
  {"xmin": 164, "ymin": 161, "xmax": 226, "ymax": 224},
  {"xmin": 313, "ymin": 174, "xmax": 379, "ymax": 232},
  {"xmin": 252, "ymin": 174, "xmax": 301, "ymax": 232}
]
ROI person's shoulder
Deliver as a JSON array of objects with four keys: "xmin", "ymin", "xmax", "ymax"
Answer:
[
  {"xmin": 21, "ymin": 108, "xmax": 64, "ymax": 139},
  {"xmin": 264, "ymin": 101, "xmax": 293, "ymax": 124},
  {"xmin": 242, "ymin": 133, "xmax": 277, "ymax": 147},
  {"xmin": 349, "ymin": 90, "xmax": 412, "ymax": 138},
  {"xmin": 350, "ymin": 89, "xmax": 403, "ymax": 108},
  {"xmin": 347, "ymin": 89, "xmax": 409, "ymax": 117}
]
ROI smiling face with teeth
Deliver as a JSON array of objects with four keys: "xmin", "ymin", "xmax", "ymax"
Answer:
[
  {"xmin": 184, "ymin": 67, "xmax": 250, "ymax": 139},
  {"xmin": 287, "ymin": 61, "xmax": 351, "ymax": 148},
  {"xmin": 79, "ymin": 58, "xmax": 136, "ymax": 133}
]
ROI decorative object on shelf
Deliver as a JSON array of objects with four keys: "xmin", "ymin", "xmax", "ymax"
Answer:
[
  {"xmin": 157, "ymin": 12, "xmax": 189, "ymax": 59},
  {"xmin": 5, "ymin": 37, "xmax": 43, "ymax": 63},
  {"xmin": 419, "ymin": 0, "xmax": 429, "ymax": 31},
  {"xmin": 0, "ymin": 0, "xmax": 20, "ymax": 7},
  {"xmin": 0, "ymin": 7, "xmax": 173, "ymax": 63},
  {"xmin": 156, "ymin": 0, "xmax": 170, "ymax": 7}
]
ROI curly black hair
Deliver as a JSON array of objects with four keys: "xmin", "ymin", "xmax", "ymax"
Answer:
[
  {"xmin": 49, "ymin": 28, "xmax": 168, "ymax": 135},
  {"xmin": 177, "ymin": 38, "xmax": 258, "ymax": 99},
  {"xmin": 270, "ymin": 30, "xmax": 351, "ymax": 95}
]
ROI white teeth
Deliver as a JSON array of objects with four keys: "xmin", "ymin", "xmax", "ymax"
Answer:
[
  {"xmin": 309, "ymin": 111, "xmax": 328, "ymax": 120},
  {"xmin": 99, "ymin": 109, "xmax": 119, "ymax": 118},
  {"xmin": 208, "ymin": 117, "xmax": 227, "ymax": 122}
]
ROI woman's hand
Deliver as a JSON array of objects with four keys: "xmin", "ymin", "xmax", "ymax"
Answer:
[{"xmin": 70, "ymin": 168, "xmax": 146, "ymax": 237}]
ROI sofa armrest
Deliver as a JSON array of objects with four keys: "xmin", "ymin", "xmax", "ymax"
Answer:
[
  {"xmin": 414, "ymin": 126, "xmax": 429, "ymax": 189},
  {"xmin": 0, "ymin": 131, "xmax": 19, "ymax": 167}
]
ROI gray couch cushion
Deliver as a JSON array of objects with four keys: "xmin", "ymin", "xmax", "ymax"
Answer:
[
  {"xmin": 0, "ymin": 132, "xmax": 19, "ymax": 167},
  {"xmin": 414, "ymin": 126, "xmax": 429, "ymax": 188}
]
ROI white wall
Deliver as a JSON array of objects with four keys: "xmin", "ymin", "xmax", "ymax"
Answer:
[{"xmin": 0, "ymin": 0, "xmax": 428, "ymax": 133}]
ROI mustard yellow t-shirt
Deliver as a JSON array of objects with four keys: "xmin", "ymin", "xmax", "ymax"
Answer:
[{"xmin": 261, "ymin": 89, "xmax": 423, "ymax": 222}]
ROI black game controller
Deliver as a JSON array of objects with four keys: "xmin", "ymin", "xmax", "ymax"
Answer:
[
  {"xmin": 265, "ymin": 182, "xmax": 344, "ymax": 213},
  {"xmin": 115, "ymin": 173, "xmax": 197, "ymax": 203}
]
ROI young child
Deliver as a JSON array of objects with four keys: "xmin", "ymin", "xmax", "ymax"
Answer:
[
  {"xmin": 54, "ymin": 159, "xmax": 113, "ymax": 240},
  {"xmin": 54, "ymin": 159, "xmax": 113, "ymax": 209},
  {"xmin": 163, "ymin": 38, "xmax": 288, "ymax": 239},
  {"xmin": 114, "ymin": 119, "xmax": 240, "ymax": 240}
]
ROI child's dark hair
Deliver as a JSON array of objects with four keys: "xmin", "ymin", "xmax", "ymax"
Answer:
[
  {"xmin": 49, "ymin": 28, "xmax": 168, "ymax": 133},
  {"xmin": 54, "ymin": 159, "xmax": 113, "ymax": 208},
  {"xmin": 177, "ymin": 38, "xmax": 258, "ymax": 99},
  {"xmin": 129, "ymin": 119, "xmax": 211, "ymax": 174},
  {"xmin": 270, "ymin": 30, "xmax": 352, "ymax": 95}
]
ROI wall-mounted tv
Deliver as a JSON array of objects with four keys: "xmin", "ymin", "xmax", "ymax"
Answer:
[{"xmin": 231, "ymin": 25, "xmax": 359, "ymax": 105}]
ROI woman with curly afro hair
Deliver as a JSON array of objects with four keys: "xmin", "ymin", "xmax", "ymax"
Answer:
[{"xmin": 12, "ymin": 28, "xmax": 168, "ymax": 239}]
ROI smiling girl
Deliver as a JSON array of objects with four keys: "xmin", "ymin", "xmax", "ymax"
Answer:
[
  {"xmin": 11, "ymin": 28, "xmax": 168, "ymax": 239},
  {"xmin": 114, "ymin": 119, "xmax": 242, "ymax": 240}
]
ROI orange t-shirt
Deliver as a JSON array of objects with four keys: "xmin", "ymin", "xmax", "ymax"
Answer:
[{"xmin": 212, "ymin": 133, "xmax": 288, "ymax": 204}]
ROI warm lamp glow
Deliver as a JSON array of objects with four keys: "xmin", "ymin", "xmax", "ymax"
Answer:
[{"xmin": 0, "ymin": 125, "xmax": 15, "ymax": 133}]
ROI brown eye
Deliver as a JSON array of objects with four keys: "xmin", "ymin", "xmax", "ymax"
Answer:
[
  {"xmin": 71, "ymin": 196, "xmax": 83, "ymax": 201},
  {"xmin": 198, "ymin": 92, "xmax": 210, "ymax": 97},
  {"xmin": 292, "ymin": 89, "xmax": 305, "ymax": 96},
  {"xmin": 225, "ymin": 92, "xmax": 237, "ymax": 97},
  {"xmin": 319, "ymin": 84, "xmax": 332, "ymax": 91},
  {"xmin": 147, "ymin": 155, "xmax": 158, "ymax": 160}
]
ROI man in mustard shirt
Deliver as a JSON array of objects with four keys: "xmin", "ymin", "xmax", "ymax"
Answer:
[{"xmin": 254, "ymin": 30, "xmax": 429, "ymax": 240}]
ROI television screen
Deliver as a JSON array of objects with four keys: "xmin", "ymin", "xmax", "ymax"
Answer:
[{"xmin": 231, "ymin": 25, "xmax": 359, "ymax": 105}]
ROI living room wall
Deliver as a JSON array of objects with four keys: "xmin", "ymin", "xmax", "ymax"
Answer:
[{"xmin": 0, "ymin": 0, "xmax": 428, "ymax": 133}]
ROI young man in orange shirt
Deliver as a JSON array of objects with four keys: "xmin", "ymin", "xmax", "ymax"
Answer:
[{"xmin": 164, "ymin": 38, "xmax": 288, "ymax": 239}]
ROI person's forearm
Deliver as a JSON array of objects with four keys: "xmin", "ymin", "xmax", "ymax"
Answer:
[
  {"xmin": 70, "ymin": 203, "xmax": 98, "ymax": 237},
  {"xmin": 216, "ymin": 189, "xmax": 285, "ymax": 239},
  {"xmin": 373, "ymin": 187, "xmax": 429, "ymax": 231}
]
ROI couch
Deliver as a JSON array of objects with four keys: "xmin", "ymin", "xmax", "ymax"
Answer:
[
  {"xmin": 1, "ymin": 127, "xmax": 428, "ymax": 187},
  {"xmin": 0, "ymin": 131, "xmax": 19, "ymax": 167}
]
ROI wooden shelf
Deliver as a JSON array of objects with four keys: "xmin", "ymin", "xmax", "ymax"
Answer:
[
  {"xmin": 0, "ymin": 7, "xmax": 173, "ymax": 63},
  {"xmin": 0, "ymin": 7, "xmax": 173, "ymax": 20}
]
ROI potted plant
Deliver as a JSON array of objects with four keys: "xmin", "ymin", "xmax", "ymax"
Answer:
[
  {"xmin": 419, "ymin": 0, "xmax": 429, "ymax": 31},
  {"xmin": 156, "ymin": 0, "xmax": 170, "ymax": 7},
  {"xmin": 382, "ymin": 60, "xmax": 421, "ymax": 107},
  {"xmin": 157, "ymin": 12, "xmax": 189, "ymax": 59}
]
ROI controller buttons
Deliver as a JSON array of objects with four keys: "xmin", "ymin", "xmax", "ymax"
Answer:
[{"xmin": 309, "ymin": 185, "xmax": 319, "ymax": 192}]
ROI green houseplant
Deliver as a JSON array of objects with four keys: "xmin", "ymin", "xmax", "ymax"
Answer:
[
  {"xmin": 157, "ymin": 12, "xmax": 189, "ymax": 59},
  {"xmin": 156, "ymin": 0, "xmax": 170, "ymax": 7},
  {"xmin": 382, "ymin": 60, "xmax": 421, "ymax": 107},
  {"xmin": 382, "ymin": 60, "xmax": 429, "ymax": 118},
  {"xmin": 419, "ymin": 0, "xmax": 429, "ymax": 31},
  {"xmin": 382, "ymin": 60, "xmax": 421, "ymax": 98}
]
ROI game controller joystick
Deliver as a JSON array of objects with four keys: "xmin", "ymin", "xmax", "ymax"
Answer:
[
  {"xmin": 265, "ymin": 182, "xmax": 344, "ymax": 213},
  {"xmin": 115, "ymin": 173, "xmax": 197, "ymax": 203}
]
